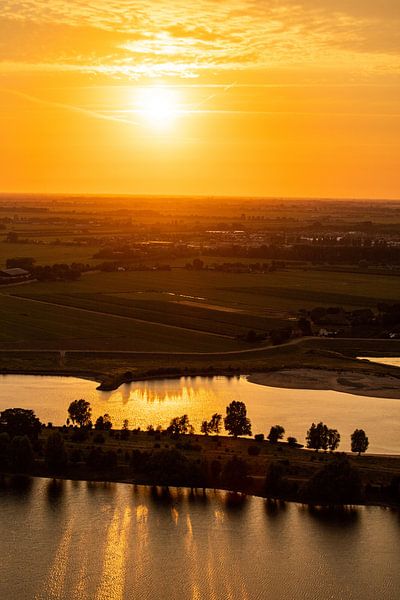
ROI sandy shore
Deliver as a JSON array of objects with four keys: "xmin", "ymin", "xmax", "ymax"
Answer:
[{"xmin": 248, "ymin": 369, "xmax": 400, "ymax": 399}]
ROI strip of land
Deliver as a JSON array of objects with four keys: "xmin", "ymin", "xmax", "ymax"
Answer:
[{"xmin": 248, "ymin": 368, "xmax": 400, "ymax": 399}]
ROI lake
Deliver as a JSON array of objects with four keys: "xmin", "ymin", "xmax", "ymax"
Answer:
[
  {"xmin": 0, "ymin": 477, "xmax": 398, "ymax": 600},
  {"xmin": 1, "ymin": 362, "xmax": 400, "ymax": 453}
]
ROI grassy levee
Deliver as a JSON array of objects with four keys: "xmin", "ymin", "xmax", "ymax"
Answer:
[{"xmin": 1, "ymin": 338, "xmax": 398, "ymax": 391}]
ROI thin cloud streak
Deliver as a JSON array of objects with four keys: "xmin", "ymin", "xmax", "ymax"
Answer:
[{"xmin": 2, "ymin": 88, "xmax": 139, "ymax": 125}]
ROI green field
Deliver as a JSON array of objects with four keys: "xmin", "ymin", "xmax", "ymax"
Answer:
[
  {"xmin": 7, "ymin": 267, "xmax": 400, "ymax": 310},
  {"xmin": 1, "ymin": 267, "xmax": 399, "ymax": 352},
  {"xmin": 0, "ymin": 294, "xmax": 244, "ymax": 352},
  {"xmin": 0, "ymin": 241, "xmax": 101, "ymax": 268}
]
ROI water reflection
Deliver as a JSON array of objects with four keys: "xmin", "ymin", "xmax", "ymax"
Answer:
[
  {"xmin": 0, "ymin": 479, "xmax": 399, "ymax": 600},
  {"xmin": 306, "ymin": 504, "xmax": 360, "ymax": 527},
  {"xmin": 2, "ymin": 374, "xmax": 400, "ymax": 453}
]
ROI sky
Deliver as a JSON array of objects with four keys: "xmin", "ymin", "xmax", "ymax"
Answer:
[{"xmin": 1, "ymin": 1, "xmax": 400, "ymax": 198}]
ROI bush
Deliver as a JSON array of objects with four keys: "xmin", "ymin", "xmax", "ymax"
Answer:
[{"xmin": 254, "ymin": 433, "xmax": 264, "ymax": 442}]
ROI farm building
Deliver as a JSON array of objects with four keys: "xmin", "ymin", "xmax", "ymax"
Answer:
[{"xmin": 0, "ymin": 267, "xmax": 31, "ymax": 282}]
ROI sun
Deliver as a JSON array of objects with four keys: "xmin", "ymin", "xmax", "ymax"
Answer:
[{"xmin": 136, "ymin": 87, "xmax": 180, "ymax": 130}]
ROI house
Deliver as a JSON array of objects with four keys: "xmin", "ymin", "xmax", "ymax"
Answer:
[{"xmin": 0, "ymin": 267, "xmax": 31, "ymax": 282}]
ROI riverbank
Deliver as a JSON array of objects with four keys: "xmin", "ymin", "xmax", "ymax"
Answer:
[
  {"xmin": 1, "ymin": 428, "xmax": 399, "ymax": 508},
  {"xmin": 248, "ymin": 368, "xmax": 400, "ymax": 399},
  {"xmin": 1, "ymin": 338, "xmax": 399, "ymax": 398}
]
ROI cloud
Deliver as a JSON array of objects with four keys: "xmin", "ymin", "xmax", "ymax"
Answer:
[{"xmin": 0, "ymin": 1, "xmax": 399, "ymax": 79}]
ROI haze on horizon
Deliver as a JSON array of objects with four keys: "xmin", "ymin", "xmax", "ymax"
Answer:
[{"xmin": 1, "ymin": 1, "xmax": 399, "ymax": 199}]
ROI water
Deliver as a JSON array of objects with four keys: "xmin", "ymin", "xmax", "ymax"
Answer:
[
  {"xmin": 1, "ymin": 372, "xmax": 400, "ymax": 453},
  {"xmin": 0, "ymin": 477, "xmax": 398, "ymax": 600},
  {"xmin": 363, "ymin": 356, "xmax": 400, "ymax": 368}
]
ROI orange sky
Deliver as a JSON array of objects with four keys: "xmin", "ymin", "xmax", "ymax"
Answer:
[{"xmin": 1, "ymin": 1, "xmax": 399, "ymax": 198}]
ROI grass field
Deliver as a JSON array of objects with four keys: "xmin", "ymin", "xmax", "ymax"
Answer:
[
  {"xmin": 1, "ymin": 267, "xmax": 399, "ymax": 353},
  {"xmin": 6, "ymin": 266, "xmax": 400, "ymax": 309},
  {"xmin": 0, "ymin": 241, "xmax": 101, "ymax": 268},
  {"xmin": 0, "ymin": 294, "xmax": 244, "ymax": 352}
]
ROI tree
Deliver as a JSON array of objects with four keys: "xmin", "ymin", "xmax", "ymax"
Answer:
[
  {"xmin": 265, "ymin": 462, "xmax": 285, "ymax": 497},
  {"xmin": 221, "ymin": 456, "xmax": 249, "ymax": 489},
  {"xmin": 0, "ymin": 408, "xmax": 42, "ymax": 440},
  {"xmin": 209, "ymin": 413, "xmax": 222, "ymax": 434},
  {"xmin": 327, "ymin": 429, "xmax": 341, "ymax": 452},
  {"xmin": 351, "ymin": 429, "xmax": 369, "ymax": 456},
  {"xmin": 9, "ymin": 435, "xmax": 34, "ymax": 471},
  {"xmin": 167, "ymin": 414, "xmax": 193, "ymax": 436},
  {"xmin": 45, "ymin": 432, "xmax": 67, "ymax": 472},
  {"xmin": 95, "ymin": 414, "xmax": 112, "ymax": 431},
  {"xmin": 267, "ymin": 425, "xmax": 285, "ymax": 444},
  {"xmin": 301, "ymin": 456, "xmax": 363, "ymax": 505},
  {"xmin": 224, "ymin": 401, "xmax": 252, "ymax": 437},
  {"xmin": 68, "ymin": 399, "xmax": 91, "ymax": 427},
  {"xmin": 201, "ymin": 420, "xmax": 210, "ymax": 435},
  {"xmin": 306, "ymin": 422, "xmax": 329, "ymax": 452}
]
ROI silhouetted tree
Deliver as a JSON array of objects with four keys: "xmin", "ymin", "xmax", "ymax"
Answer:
[
  {"xmin": 224, "ymin": 401, "xmax": 252, "ymax": 437},
  {"xmin": 0, "ymin": 408, "xmax": 42, "ymax": 440},
  {"xmin": 268, "ymin": 425, "xmax": 285, "ymax": 444},
  {"xmin": 0, "ymin": 432, "xmax": 10, "ymax": 467},
  {"xmin": 351, "ymin": 429, "xmax": 369, "ymax": 455},
  {"xmin": 302, "ymin": 456, "xmax": 363, "ymax": 505},
  {"xmin": 45, "ymin": 432, "xmax": 67, "ymax": 472},
  {"xmin": 222, "ymin": 456, "xmax": 249, "ymax": 489},
  {"xmin": 327, "ymin": 429, "xmax": 341, "ymax": 452},
  {"xmin": 68, "ymin": 399, "xmax": 91, "ymax": 427},
  {"xmin": 167, "ymin": 415, "xmax": 194, "ymax": 436},
  {"xmin": 10, "ymin": 435, "xmax": 33, "ymax": 471},
  {"xmin": 201, "ymin": 420, "xmax": 210, "ymax": 435},
  {"xmin": 265, "ymin": 462, "xmax": 284, "ymax": 497},
  {"xmin": 306, "ymin": 422, "xmax": 329, "ymax": 451},
  {"xmin": 209, "ymin": 413, "xmax": 222, "ymax": 434},
  {"xmin": 95, "ymin": 414, "xmax": 112, "ymax": 431}
]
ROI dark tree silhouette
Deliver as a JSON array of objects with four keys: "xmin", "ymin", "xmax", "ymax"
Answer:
[
  {"xmin": 201, "ymin": 420, "xmax": 210, "ymax": 435},
  {"xmin": 167, "ymin": 415, "xmax": 194, "ymax": 436},
  {"xmin": 224, "ymin": 401, "xmax": 252, "ymax": 437},
  {"xmin": 68, "ymin": 399, "xmax": 92, "ymax": 427},
  {"xmin": 222, "ymin": 456, "xmax": 249, "ymax": 489},
  {"xmin": 0, "ymin": 408, "xmax": 42, "ymax": 440},
  {"xmin": 265, "ymin": 462, "xmax": 285, "ymax": 497},
  {"xmin": 302, "ymin": 456, "xmax": 363, "ymax": 505},
  {"xmin": 306, "ymin": 422, "xmax": 329, "ymax": 451},
  {"xmin": 268, "ymin": 425, "xmax": 285, "ymax": 444},
  {"xmin": 9, "ymin": 435, "xmax": 34, "ymax": 471},
  {"xmin": 327, "ymin": 429, "xmax": 341, "ymax": 452},
  {"xmin": 209, "ymin": 413, "xmax": 222, "ymax": 434},
  {"xmin": 351, "ymin": 429, "xmax": 369, "ymax": 455},
  {"xmin": 95, "ymin": 414, "xmax": 113, "ymax": 431},
  {"xmin": 45, "ymin": 432, "xmax": 67, "ymax": 472}
]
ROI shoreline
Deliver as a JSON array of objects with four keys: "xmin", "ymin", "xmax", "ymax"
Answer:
[
  {"xmin": 1, "ymin": 363, "xmax": 400, "ymax": 400},
  {"xmin": 1, "ymin": 471, "xmax": 399, "ymax": 511},
  {"xmin": 248, "ymin": 368, "xmax": 400, "ymax": 399}
]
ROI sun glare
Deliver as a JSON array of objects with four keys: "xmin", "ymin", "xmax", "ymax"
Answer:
[{"xmin": 136, "ymin": 87, "xmax": 180, "ymax": 130}]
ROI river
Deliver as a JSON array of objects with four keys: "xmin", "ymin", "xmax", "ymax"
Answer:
[
  {"xmin": 0, "ymin": 477, "xmax": 398, "ymax": 600},
  {"xmin": 1, "ymin": 363, "xmax": 399, "ymax": 452}
]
